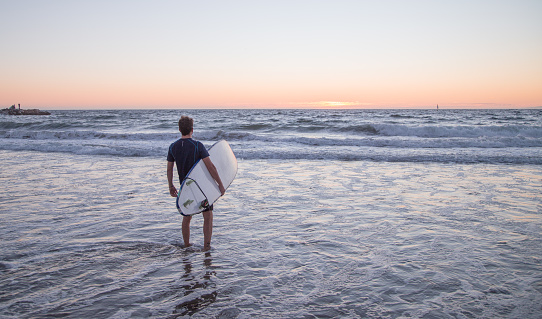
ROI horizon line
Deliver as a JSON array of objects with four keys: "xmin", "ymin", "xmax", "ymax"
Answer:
[{"xmin": 16, "ymin": 106, "xmax": 542, "ymax": 111}]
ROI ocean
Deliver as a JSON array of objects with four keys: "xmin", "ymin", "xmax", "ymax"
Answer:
[
  {"xmin": 1, "ymin": 109, "xmax": 541, "ymax": 318},
  {"xmin": 1, "ymin": 109, "xmax": 541, "ymax": 164}
]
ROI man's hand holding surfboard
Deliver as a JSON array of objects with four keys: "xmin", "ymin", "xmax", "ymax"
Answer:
[{"xmin": 175, "ymin": 140, "xmax": 237, "ymax": 216}]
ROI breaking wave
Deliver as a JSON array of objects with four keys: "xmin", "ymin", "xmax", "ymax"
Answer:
[{"xmin": 1, "ymin": 109, "xmax": 541, "ymax": 164}]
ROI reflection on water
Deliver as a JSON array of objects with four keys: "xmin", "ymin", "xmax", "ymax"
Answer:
[{"xmin": 172, "ymin": 252, "xmax": 217, "ymax": 318}]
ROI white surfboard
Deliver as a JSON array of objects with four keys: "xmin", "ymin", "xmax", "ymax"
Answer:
[{"xmin": 176, "ymin": 140, "xmax": 237, "ymax": 216}]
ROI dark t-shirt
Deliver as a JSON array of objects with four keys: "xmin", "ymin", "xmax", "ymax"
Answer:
[{"xmin": 167, "ymin": 138, "xmax": 209, "ymax": 182}]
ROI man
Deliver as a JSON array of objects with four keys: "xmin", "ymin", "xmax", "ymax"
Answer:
[{"xmin": 167, "ymin": 116, "xmax": 225, "ymax": 251}]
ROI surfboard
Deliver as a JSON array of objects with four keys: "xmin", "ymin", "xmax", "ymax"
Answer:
[{"xmin": 176, "ymin": 140, "xmax": 237, "ymax": 216}]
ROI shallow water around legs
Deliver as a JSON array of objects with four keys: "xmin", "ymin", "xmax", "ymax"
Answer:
[{"xmin": 1, "ymin": 151, "xmax": 541, "ymax": 318}]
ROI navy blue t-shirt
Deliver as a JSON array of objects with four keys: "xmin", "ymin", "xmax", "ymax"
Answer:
[{"xmin": 167, "ymin": 138, "xmax": 209, "ymax": 182}]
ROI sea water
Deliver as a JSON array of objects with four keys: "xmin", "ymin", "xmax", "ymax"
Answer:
[{"xmin": 1, "ymin": 109, "xmax": 541, "ymax": 318}]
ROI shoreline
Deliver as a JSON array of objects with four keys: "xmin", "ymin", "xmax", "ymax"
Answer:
[{"xmin": 1, "ymin": 150, "xmax": 541, "ymax": 318}]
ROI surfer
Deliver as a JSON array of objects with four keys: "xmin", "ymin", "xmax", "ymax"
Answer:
[{"xmin": 167, "ymin": 116, "xmax": 225, "ymax": 251}]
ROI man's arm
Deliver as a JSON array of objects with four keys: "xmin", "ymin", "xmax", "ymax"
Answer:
[
  {"xmin": 202, "ymin": 157, "xmax": 226, "ymax": 195},
  {"xmin": 167, "ymin": 161, "xmax": 178, "ymax": 197}
]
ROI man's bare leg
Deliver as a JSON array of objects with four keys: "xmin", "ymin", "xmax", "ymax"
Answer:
[
  {"xmin": 182, "ymin": 215, "xmax": 192, "ymax": 248},
  {"xmin": 202, "ymin": 210, "xmax": 213, "ymax": 251}
]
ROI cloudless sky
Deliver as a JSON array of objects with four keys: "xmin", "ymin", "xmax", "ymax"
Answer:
[{"xmin": 1, "ymin": 0, "xmax": 541, "ymax": 109}]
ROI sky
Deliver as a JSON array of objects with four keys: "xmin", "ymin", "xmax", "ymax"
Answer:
[{"xmin": 1, "ymin": 0, "xmax": 541, "ymax": 109}]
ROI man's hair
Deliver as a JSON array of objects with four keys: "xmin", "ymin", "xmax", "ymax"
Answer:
[{"xmin": 178, "ymin": 116, "xmax": 194, "ymax": 136}]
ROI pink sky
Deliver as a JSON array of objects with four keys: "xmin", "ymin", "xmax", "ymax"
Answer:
[{"xmin": 1, "ymin": 1, "xmax": 541, "ymax": 109}]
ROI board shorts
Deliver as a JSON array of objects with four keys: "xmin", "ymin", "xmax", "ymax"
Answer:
[{"xmin": 202, "ymin": 204, "xmax": 214, "ymax": 212}]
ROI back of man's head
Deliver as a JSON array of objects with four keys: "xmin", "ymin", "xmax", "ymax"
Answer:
[{"xmin": 179, "ymin": 116, "xmax": 194, "ymax": 136}]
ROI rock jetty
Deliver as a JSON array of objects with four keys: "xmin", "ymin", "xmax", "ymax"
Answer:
[{"xmin": 1, "ymin": 105, "xmax": 50, "ymax": 115}]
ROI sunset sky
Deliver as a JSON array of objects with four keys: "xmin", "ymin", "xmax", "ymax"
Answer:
[{"xmin": 1, "ymin": 0, "xmax": 541, "ymax": 109}]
